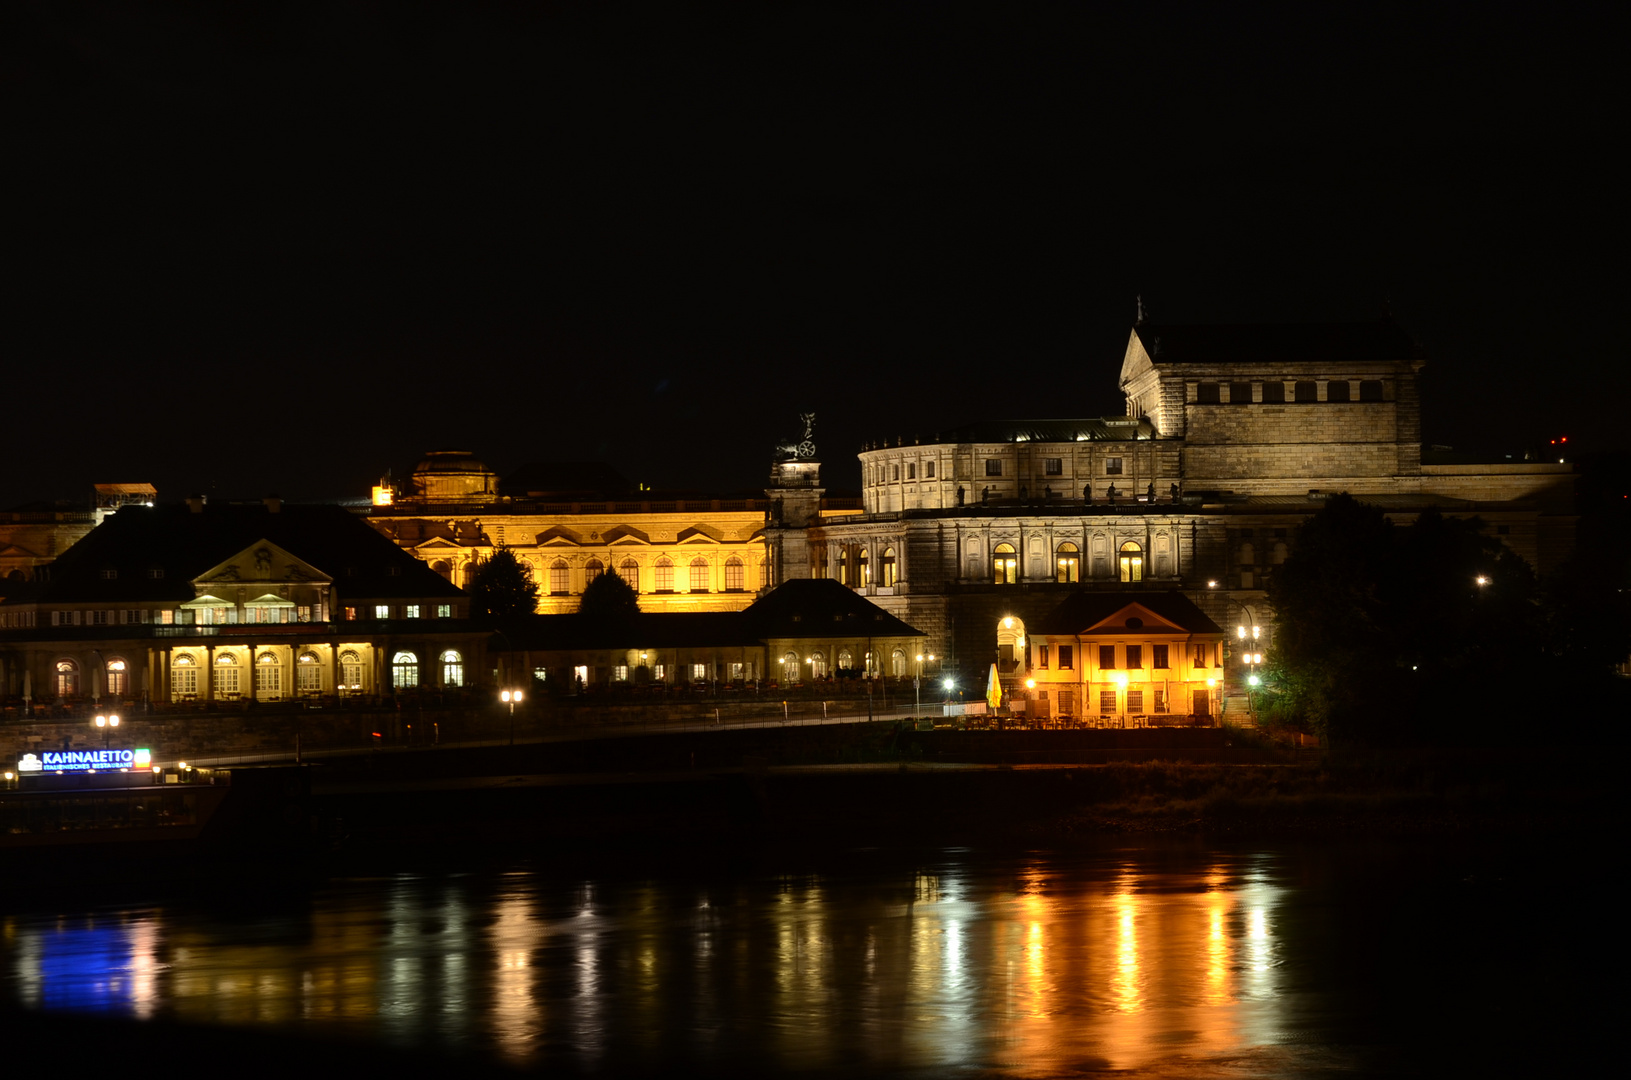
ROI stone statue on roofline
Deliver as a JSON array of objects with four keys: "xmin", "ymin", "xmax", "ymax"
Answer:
[{"xmin": 774, "ymin": 412, "xmax": 817, "ymax": 460}]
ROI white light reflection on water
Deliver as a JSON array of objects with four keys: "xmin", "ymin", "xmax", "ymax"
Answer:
[{"xmin": 2, "ymin": 850, "xmax": 1307, "ymax": 1075}]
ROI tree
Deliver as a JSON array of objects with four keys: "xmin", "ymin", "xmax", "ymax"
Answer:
[
  {"xmin": 578, "ymin": 567, "xmax": 640, "ymax": 625},
  {"xmin": 1264, "ymin": 495, "xmax": 1540, "ymax": 745},
  {"xmin": 470, "ymin": 547, "xmax": 539, "ymax": 621}
]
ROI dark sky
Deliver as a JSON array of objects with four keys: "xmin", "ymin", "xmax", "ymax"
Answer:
[{"xmin": 6, "ymin": 1, "xmax": 1623, "ymax": 508}]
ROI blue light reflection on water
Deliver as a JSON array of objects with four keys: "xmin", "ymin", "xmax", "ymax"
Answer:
[{"xmin": 0, "ymin": 842, "xmax": 1588, "ymax": 1076}]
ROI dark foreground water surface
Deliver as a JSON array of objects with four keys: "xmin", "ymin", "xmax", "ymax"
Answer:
[{"xmin": 1, "ymin": 837, "xmax": 1611, "ymax": 1076}]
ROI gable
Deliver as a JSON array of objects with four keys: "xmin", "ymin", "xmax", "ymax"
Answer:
[
  {"xmin": 1118, "ymin": 329, "xmax": 1155, "ymax": 388},
  {"xmin": 535, "ymin": 526, "xmax": 583, "ymax": 547},
  {"xmin": 192, "ymin": 539, "xmax": 330, "ymax": 588},
  {"xmin": 603, "ymin": 525, "xmax": 651, "ymax": 545},
  {"xmin": 412, "ymin": 537, "xmax": 465, "ymax": 553},
  {"xmin": 677, "ymin": 525, "xmax": 723, "ymax": 544},
  {"xmin": 1081, "ymin": 601, "xmax": 1185, "ymax": 637}
]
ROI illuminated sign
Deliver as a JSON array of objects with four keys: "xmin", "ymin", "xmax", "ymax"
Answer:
[{"xmin": 24, "ymin": 749, "xmax": 153, "ymax": 774}]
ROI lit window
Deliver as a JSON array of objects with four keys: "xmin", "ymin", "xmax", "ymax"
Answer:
[
  {"xmin": 440, "ymin": 649, "xmax": 464, "ymax": 688},
  {"xmin": 297, "ymin": 651, "xmax": 322, "ymax": 692},
  {"xmin": 992, "ymin": 543, "xmax": 1016, "ymax": 585},
  {"xmin": 614, "ymin": 664, "xmax": 629, "ymax": 682},
  {"xmin": 213, "ymin": 653, "xmax": 240, "ymax": 697},
  {"xmin": 255, "ymin": 652, "xmax": 281, "ymax": 694},
  {"xmin": 391, "ymin": 651, "xmax": 419, "ymax": 689},
  {"xmin": 891, "ymin": 649, "xmax": 906, "ymax": 676},
  {"xmin": 171, "ymin": 654, "xmax": 198, "ymax": 698},
  {"xmin": 1056, "ymin": 542, "xmax": 1079, "ymax": 583},
  {"xmin": 340, "ymin": 650, "xmax": 363, "ymax": 691},
  {"xmin": 691, "ymin": 662, "xmax": 707, "ymax": 681},
  {"xmin": 881, "ymin": 548, "xmax": 897, "ymax": 587},
  {"xmin": 105, "ymin": 658, "xmax": 127, "ymax": 696},
  {"xmin": 344, "ymin": 606, "xmax": 357, "ymax": 621},
  {"xmin": 374, "ymin": 604, "xmax": 390, "ymax": 619},
  {"xmin": 858, "ymin": 548, "xmax": 870, "ymax": 587},
  {"xmin": 55, "ymin": 659, "xmax": 79, "ymax": 697},
  {"xmin": 438, "ymin": 604, "xmax": 452, "ymax": 617},
  {"xmin": 405, "ymin": 604, "xmax": 420, "ymax": 619},
  {"xmin": 1119, "ymin": 541, "xmax": 1143, "ymax": 582}
]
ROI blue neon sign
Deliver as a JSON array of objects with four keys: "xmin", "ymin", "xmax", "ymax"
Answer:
[{"xmin": 23, "ymin": 749, "xmax": 153, "ymax": 773}]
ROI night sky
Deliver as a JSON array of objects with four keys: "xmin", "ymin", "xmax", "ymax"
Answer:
[{"xmin": 6, "ymin": 2, "xmax": 1622, "ymax": 509}]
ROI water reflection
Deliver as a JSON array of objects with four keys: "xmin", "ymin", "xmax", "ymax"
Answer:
[{"xmin": 3, "ymin": 850, "xmax": 1307, "ymax": 1074}]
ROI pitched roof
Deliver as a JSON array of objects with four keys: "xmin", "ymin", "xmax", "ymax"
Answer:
[
  {"xmin": 741, "ymin": 578, "xmax": 924, "ymax": 639},
  {"xmin": 1133, "ymin": 318, "xmax": 1422, "ymax": 366},
  {"xmin": 32, "ymin": 503, "xmax": 462, "ymax": 603},
  {"xmin": 1033, "ymin": 590, "xmax": 1223, "ymax": 637}
]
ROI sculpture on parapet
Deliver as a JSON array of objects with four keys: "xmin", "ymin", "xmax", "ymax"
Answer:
[{"xmin": 775, "ymin": 412, "xmax": 818, "ymax": 461}]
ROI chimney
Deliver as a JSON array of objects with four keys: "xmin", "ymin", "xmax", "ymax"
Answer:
[
  {"xmin": 264, "ymin": 494, "xmax": 282, "ymax": 513},
  {"xmin": 186, "ymin": 495, "xmax": 206, "ymax": 513}
]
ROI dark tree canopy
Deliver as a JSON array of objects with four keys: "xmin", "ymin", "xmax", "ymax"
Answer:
[
  {"xmin": 470, "ymin": 547, "xmax": 539, "ymax": 621},
  {"xmin": 1264, "ymin": 495, "xmax": 1542, "ymax": 745},
  {"xmin": 578, "ymin": 568, "xmax": 640, "ymax": 625}
]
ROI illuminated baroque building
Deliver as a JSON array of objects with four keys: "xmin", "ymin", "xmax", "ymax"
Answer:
[
  {"xmin": 368, "ymin": 450, "xmax": 858, "ymax": 616},
  {"xmin": 762, "ymin": 318, "xmax": 1574, "ymax": 720},
  {"xmin": 0, "ymin": 499, "xmax": 483, "ymax": 707}
]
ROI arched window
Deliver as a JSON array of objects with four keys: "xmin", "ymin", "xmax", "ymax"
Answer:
[
  {"xmin": 838, "ymin": 649, "xmax": 854, "ymax": 673},
  {"xmin": 1119, "ymin": 541, "xmax": 1143, "ymax": 583},
  {"xmin": 1238, "ymin": 542, "xmax": 1255, "ymax": 565},
  {"xmin": 891, "ymin": 649, "xmax": 907, "ymax": 677},
  {"xmin": 782, "ymin": 651, "xmax": 799, "ymax": 683},
  {"xmin": 1272, "ymin": 541, "xmax": 1289, "ymax": 565},
  {"xmin": 617, "ymin": 558, "xmax": 640, "ymax": 591},
  {"xmin": 993, "ymin": 543, "xmax": 1017, "ymax": 585},
  {"xmin": 859, "ymin": 548, "xmax": 871, "ymax": 587},
  {"xmin": 339, "ymin": 650, "xmax": 363, "ymax": 692},
  {"xmin": 584, "ymin": 559, "xmax": 604, "ymax": 586},
  {"xmin": 255, "ymin": 651, "xmax": 281, "ymax": 695},
  {"xmin": 171, "ymin": 653, "xmax": 198, "ymax": 699},
  {"xmin": 549, "ymin": 559, "xmax": 570, "ymax": 595},
  {"xmin": 105, "ymin": 658, "xmax": 128, "ymax": 697},
  {"xmin": 654, "ymin": 557, "xmax": 675, "ymax": 592},
  {"xmin": 297, "ymin": 650, "xmax": 322, "ymax": 693},
  {"xmin": 1056, "ymin": 542, "xmax": 1080, "ymax": 583},
  {"xmin": 213, "ymin": 653, "xmax": 241, "ymax": 697},
  {"xmin": 391, "ymin": 651, "xmax": 419, "ymax": 690},
  {"xmin": 881, "ymin": 548, "xmax": 897, "ymax": 587},
  {"xmin": 689, "ymin": 558, "xmax": 710, "ymax": 592},
  {"xmin": 54, "ymin": 659, "xmax": 78, "ymax": 698},
  {"xmin": 431, "ymin": 559, "xmax": 453, "ymax": 582},
  {"xmin": 724, "ymin": 556, "xmax": 745, "ymax": 591},
  {"xmin": 440, "ymin": 649, "xmax": 464, "ymax": 688},
  {"xmin": 759, "ymin": 557, "xmax": 770, "ymax": 588},
  {"xmin": 809, "ymin": 650, "xmax": 827, "ymax": 678}
]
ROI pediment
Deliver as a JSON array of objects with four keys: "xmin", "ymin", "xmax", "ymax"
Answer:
[
  {"xmin": 412, "ymin": 537, "xmax": 466, "ymax": 552},
  {"xmin": 603, "ymin": 525, "xmax": 651, "ymax": 545},
  {"xmin": 676, "ymin": 525, "xmax": 723, "ymax": 544},
  {"xmin": 192, "ymin": 539, "xmax": 330, "ymax": 588},
  {"xmin": 1082, "ymin": 602, "xmax": 1185, "ymax": 636},
  {"xmin": 535, "ymin": 526, "xmax": 583, "ymax": 547},
  {"xmin": 0, "ymin": 543, "xmax": 40, "ymax": 560}
]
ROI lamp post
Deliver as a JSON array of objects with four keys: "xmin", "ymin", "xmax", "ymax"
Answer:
[
  {"xmin": 501, "ymin": 688, "xmax": 522, "ymax": 745},
  {"xmin": 93, "ymin": 712, "xmax": 120, "ymax": 750},
  {"xmin": 1235, "ymin": 622, "xmax": 1264, "ymax": 719}
]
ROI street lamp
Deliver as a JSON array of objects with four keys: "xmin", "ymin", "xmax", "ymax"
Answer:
[
  {"xmin": 501, "ymin": 688, "xmax": 523, "ymax": 745},
  {"xmin": 1235, "ymin": 623, "xmax": 1264, "ymax": 717},
  {"xmin": 94, "ymin": 712, "xmax": 120, "ymax": 750}
]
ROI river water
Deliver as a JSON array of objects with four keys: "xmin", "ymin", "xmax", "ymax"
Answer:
[{"xmin": 0, "ymin": 837, "xmax": 1608, "ymax": 1076}]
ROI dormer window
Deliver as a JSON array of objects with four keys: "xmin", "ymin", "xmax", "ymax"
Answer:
[
  {"xmin": 387, "ymin": 566, "xmax": 402, "ymax": 577},
  {"xmin": 100, "ymin": 568, "xmax": 118, "ymax": 580},
  {"xmin": 147, "ymin": 568, "xmax": 164, "ymax": 579}
]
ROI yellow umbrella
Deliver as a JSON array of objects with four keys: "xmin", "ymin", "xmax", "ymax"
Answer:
[{"xmin": 986, "ymin": 662, "xmax": 1002, "ymax": 712}]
